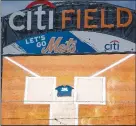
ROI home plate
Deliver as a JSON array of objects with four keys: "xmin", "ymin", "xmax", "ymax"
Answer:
[
  {"xmin": 50, "ymin": 102, "xmax": 76, "ymax": 125},
  {"xmin": 50, "ymin": 90, "xmax": 76, "ymax": 125}
]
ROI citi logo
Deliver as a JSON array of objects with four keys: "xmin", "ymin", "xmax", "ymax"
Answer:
[
  {"xmin": 9, "ymin": 0, "xmax": 55, "ymax": 31},
  {"xmin": 104, "ymin": 40, "xmax": 120, "ymax": 52}
]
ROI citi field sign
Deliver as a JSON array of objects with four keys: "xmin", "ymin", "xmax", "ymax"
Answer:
[
  {"xmin": 9, "ymin": 0, "xmax": 133, "ymax": 31},
  {"xmin": 3, "ymin": 0, "xmax": 135, "ymax": 55}
]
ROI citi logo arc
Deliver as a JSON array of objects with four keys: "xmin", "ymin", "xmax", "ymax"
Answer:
[
  {"xmin": 26, "ymin": 0, "xmax": 55, "ymax": 9},
  {"xmin": 104, "ymin": 40, "xmax": 120, "ymax": 52}
]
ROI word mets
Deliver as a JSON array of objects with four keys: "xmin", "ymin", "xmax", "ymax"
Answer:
[{"xmin": 41, "ymin": 37, "xmax": 77, "ymax": 54}]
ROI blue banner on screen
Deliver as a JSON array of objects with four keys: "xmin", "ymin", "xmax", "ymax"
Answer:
[
  {"xmin": 16, "ymin": 31, "xmax": 96, "ymax": 54},
  {"xmin": 3, "ymin": 31, "xmax": 135, "ymax": 55}
]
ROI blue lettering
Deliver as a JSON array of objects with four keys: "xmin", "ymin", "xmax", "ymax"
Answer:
[
  {"xmin": 104, "ymin": 44, "xmax": 111, "ymax": 51},
  {"xmin": 105, "ymin": 42, "xmax": 120, "ymax": 51}
]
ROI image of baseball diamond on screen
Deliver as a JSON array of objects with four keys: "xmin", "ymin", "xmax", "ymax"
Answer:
[{"xmin": 1, "ymin": 0, "xmax": 136, "ymax": 125}]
